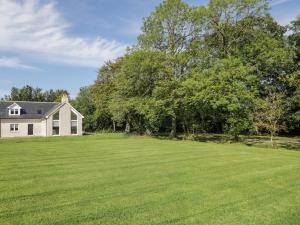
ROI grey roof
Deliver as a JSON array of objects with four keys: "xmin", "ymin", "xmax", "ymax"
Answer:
[{"xmin": 0, "ymin": 101, "xmax": 60, "ymax": 119}]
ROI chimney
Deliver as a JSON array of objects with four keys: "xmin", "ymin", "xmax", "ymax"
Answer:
[{"xmin": 61, "ymin": 95, "xmax": 69, "ymax": 103}]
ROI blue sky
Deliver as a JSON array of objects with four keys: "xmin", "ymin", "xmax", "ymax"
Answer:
[{"xmin": 0, "ymin": 0, "xmax": 299, "ymax": 98}]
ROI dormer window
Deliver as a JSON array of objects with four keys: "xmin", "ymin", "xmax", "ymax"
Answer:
[
  {"xmin": 10, "ymin": 108, "xmax": 19, "ymax": 115},
  {"xmin": 8, "ymin": 103, "xmax": 21, "ymax": 116}
]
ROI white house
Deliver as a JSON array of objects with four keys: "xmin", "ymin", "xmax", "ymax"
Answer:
[{"xmin": 0, "ymin": 96, "xmax": 84, "ymax": 138}]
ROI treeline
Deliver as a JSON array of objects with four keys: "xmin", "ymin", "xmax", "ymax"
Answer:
[
  {"xmin": 73, "ymin": 0, "xmax": 299, "ymax": 140},
  {"xmin": 3, "ymin": 85, "xmax": 69, "ymax": 103}
]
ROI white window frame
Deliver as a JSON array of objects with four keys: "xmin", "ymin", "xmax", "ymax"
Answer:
[
  {"xmin": 52, "ymin": 111, "xmax": 60, "ymax": 136},
  {"xmin": 10, "ymin": 124, "xmax": 19, "ymax": 132},
  {"xmin": 71, "ymin": 109, "xmax": 78, "ymax": 135},
  {"xmin": 8, "ymin": 104, "xmax": 21, "ymax": 116}
]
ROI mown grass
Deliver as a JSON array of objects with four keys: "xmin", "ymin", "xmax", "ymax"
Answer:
[{"xmin": 0, "ymin": 134, "xmax": 299, "ymax": 225}]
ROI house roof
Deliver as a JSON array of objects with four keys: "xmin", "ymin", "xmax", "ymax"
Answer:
[
  {"xmin": 44, "ymin": 102, "xmax": 84, "ymax": 119},
  {"xmin": 0, "ymin": 101, "xmax": 60, "ymax": 119}
]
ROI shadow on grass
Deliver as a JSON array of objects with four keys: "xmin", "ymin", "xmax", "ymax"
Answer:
[
  {"xmin": 243, "ymin": 137, "xmax": 300, "ymax": 151},
  {"xmin": 153, "ymin": 133, "xmax": 300, "ymax": 151}
]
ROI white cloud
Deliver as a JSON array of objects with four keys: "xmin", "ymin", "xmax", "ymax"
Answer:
[
  {"xmin": 0, "ymin": 0, "xmax": 127, "ymax": 67},
  {"xmin": 0, "ymin": 57, "xmax": 38, "ymax": 70}
]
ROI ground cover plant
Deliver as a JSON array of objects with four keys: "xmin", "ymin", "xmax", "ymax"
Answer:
[{"xmin": 0, "ymin": 134, "xmax": 299, "ymax": 225}]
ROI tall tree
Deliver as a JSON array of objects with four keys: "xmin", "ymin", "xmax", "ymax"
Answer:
[
  {"xmin": 138, "ymin": 0, "xmax": 205, "ymax": 78},
  {"xmin": 92, "ymin": 60, "xmax": 122, "ymax": 131},
  {"xmin": 205, "ymin": 0, "xmax": 268, "ymax": 57},
  {"xmin": 188, "ymin": 57, "xmax": 258, "ymax": 139}
]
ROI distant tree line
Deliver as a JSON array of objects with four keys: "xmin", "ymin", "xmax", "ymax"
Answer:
[
  {"xmin": 2, "ymin": 85, "xmax": 69, "ymax": 103},
  {"xmin": 73, "ymin": 0, "xmax": 299, "ymax": 141}
]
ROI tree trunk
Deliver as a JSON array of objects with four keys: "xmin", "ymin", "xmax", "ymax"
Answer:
[
  {"xmin": 270, "ymin": 133, "xmax": 274, "ymax": 148},
  {"xmin": 233, "ymin": 133, "xmax": 239, "ymax": 142},
  {"xmin": 112, "ymin": 120, "xmax": 116, "ymax": 132},
  {"xmin": 125, "ymin": 120, "xmax": 130, "ymax": 133},
  {"xmin": 169, "ymin": 117, "xmax": 176, "ymax": 138},
  {"xmin": 138, "ymin": 116, "xmax": 143, "ymax": 134},
  {"xmin": 255, "ymin": 126, "xmax": 259, "ymax": 135},
  {"xmin": 145, "ymin": 127, "xmax": 152, "ymax": 136}
]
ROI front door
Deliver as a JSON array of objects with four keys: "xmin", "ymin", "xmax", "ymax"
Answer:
[{"xmin": 28, "ymin": 124, "xmax": 33, "ymax": 135}]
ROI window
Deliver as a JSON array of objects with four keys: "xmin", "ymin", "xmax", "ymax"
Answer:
[
  {"xmin": 53, "ymin": 111, "xmax": 59, "ymax": 120},
  {"xmin": 9, "ymin": 108, "xmax": 19, "ymax": 115},
  {"xmin": 52, "ymin": 111, "xmax": 60, "ymax": 135},
  {"xmin": 10, "ymin": 124, "xmax": 19, "ymax": 132},
  {"xmin": 71, "ymin": 110, "xmax": 78, "ymax": 135}
]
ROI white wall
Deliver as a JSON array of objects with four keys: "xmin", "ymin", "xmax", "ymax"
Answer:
[
  {"xmin": 0, "ymin": 119, "xmax": 42, "ymax": 138},
  {"xmin": 41, "ymin": 119, "xmax": 47, "ymax": 136},
  {"xmin": 46, "ymin": 103, "xmax": 83, "ymax": 136}
]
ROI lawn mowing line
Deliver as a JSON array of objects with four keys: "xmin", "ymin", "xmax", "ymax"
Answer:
[
  {"xmin": 2, "ymin": 143, "xmax": 297, "ymax": 169},
  {"xmin": 176, "ymin": 164, "xmax": 300, "ymax": 189},
  {"xmin": 0, "ymin": 154, "xmax": 279, "ymax": 183},
  {"xmin": 152, "ymin": 182, "xmax": 300, "ymax": 225},
  {"xmin": 0, "ymin": 159, "xmax": 297, "ymax": 192},
  {"xmin": 22, "ymin": 187, "xmax": 210, "ymax": 225},
  {"xmin": 1, "ymin": 160, "xmax": 298, "ymax": 206},
  {"xmin": 0, "ymin": 154, "xmax": 297, "ymax": 187},
  {"xmin": 19, "ymin": 180, "xmax": 300, "ymax": 225},
  {"xmin": 0, "ymin": 149, "xmax": 248, "ymax": 175},
  {"xmin": 1, "ymin": 140, "xmax": 298, "ymax": 168},
  {"xmin": 0, "ymin": 135, "xmax": 128, "ymax": 145},
  {"xmin": 0, "ymin": 180, "xmax": 185, "ymax": 218},
  {"xmin": 0, "ymin": 144, "xmax": 280, "ymax": 170},
  {"xmin": 0, "ymin": 166, "xmax": 188, "ymax": 202}
]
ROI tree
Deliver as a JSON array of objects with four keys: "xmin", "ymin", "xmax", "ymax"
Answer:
[
  {"xmin": 92, "ymin": 60, "xmax": 122, "ymax": 131},
  {"xmin": 5, "ymin": 86, "xmax": 69, "ymax": 102},
  {"xmin": 252, "ymin": 91, "xmax": 287, "ymax": 147},
  {"xmin": 107, "ymin": 51, "xmax": 167, "ymax": 133},
  {"xmin": 72, "ymin": 86, "xmax": 96, "ymax": 132},
  {"xmin": 188, "ymin": 57, "xmax": 258, "ymax": 140},
  {"xmin": 147, "ymin": 80, "xmax": 183, "ymax": 137},
  {"xmin": 288, "ymin": 15, "xmax": 300, "ymax": 62},
  {"xmin": 138, "ymin": 0, "xmax": 205, "ymax": 78},
  {"xmin": 205, "ymin": 0, "xmax": 269, "ymax": 58},
  {"xmin": 78, "ymin": 0, "xmax": 299, "ymax": 138}
]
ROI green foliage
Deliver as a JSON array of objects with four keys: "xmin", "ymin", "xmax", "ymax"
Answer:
[
  {"xmin": 186, "ymin": 57, "xmax": 258, "ymax": 139},
  {"xmin": 3, "ymin": 85, "xmax": 69, "ymax": 102},
  {"xmin": 82, "ymin": 0, "xmax": 299, "ymax": 137},
  {"xmin": 71, "ymin": 86, "xmax": 96, "ymax": 132}
]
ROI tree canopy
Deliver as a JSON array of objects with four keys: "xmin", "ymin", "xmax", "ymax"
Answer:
[
  {"xmin": 73, "ymin": 0, "xmax": 299, "ymax": 140},
  {"xmin": 3, "ymin": 85, "xmax": 70, "ymax": 103}
]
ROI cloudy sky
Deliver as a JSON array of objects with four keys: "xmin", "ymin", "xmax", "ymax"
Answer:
[{"xmin": 0, "ymin": 0, "xmax": 299, "ymax": 98}]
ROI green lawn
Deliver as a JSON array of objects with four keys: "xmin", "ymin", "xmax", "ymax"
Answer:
[{"xmin": 0, "ymin": 134, "xmax": 299, "ymax": 225}]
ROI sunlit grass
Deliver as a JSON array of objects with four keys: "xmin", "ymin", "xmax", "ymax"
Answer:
[{"xmin": 0, "ymin": 134, "xmax": 299, "ymax": 225}]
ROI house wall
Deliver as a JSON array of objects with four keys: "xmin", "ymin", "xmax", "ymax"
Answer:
[
  {"xmin": 41, "ymin": 119, "xmax": 47, "ymax": 136},
  {"xmin": 78, "ymin": 115, "xmax": 83, "ymax": 136},
  {"xmin": 46, "ymin": 115, "xmax": 52, "ymax": 136},
  {"xmin": 0, "ymin": 119, "xmax": 42, "ymax": 138},
  {"xmin": 46, "ymin": 103, "xmax": 83, "ymax": 136}
]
